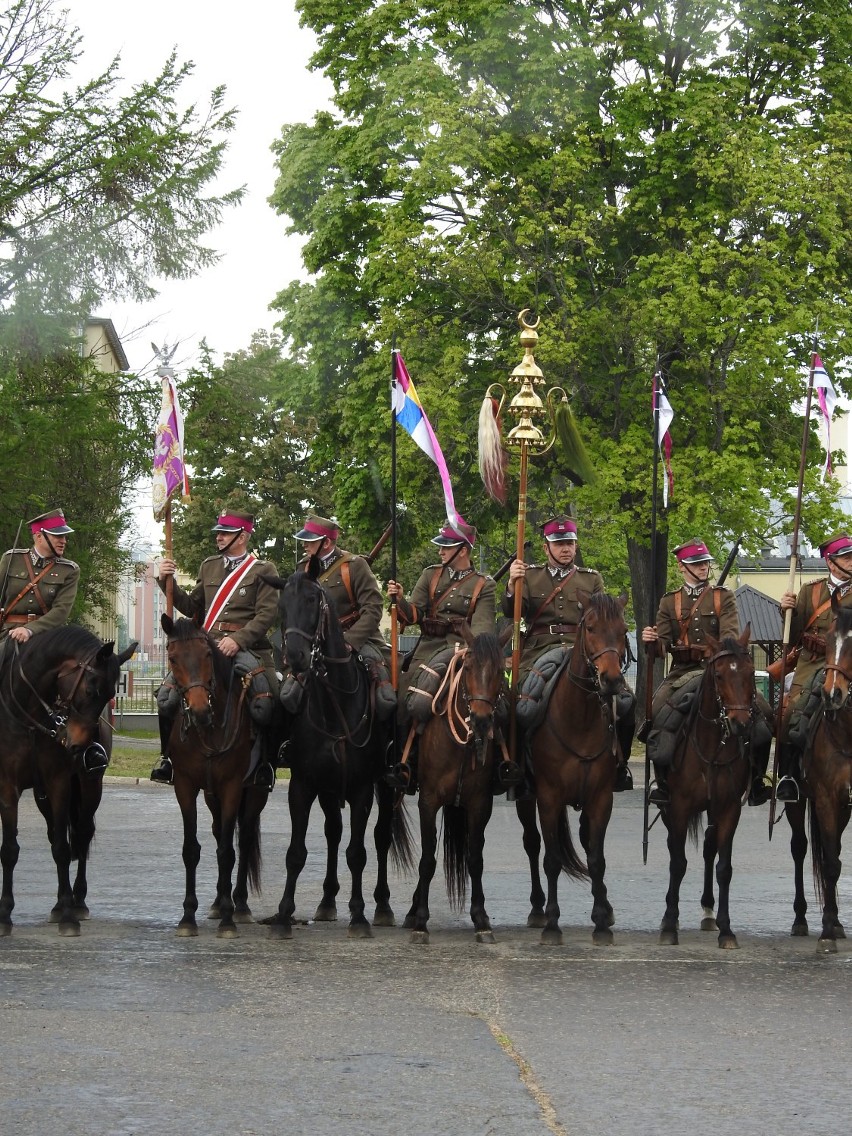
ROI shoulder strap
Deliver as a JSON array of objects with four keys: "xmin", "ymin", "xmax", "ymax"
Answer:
[
  {"xmin": 427, "ymin": 565, "xmax": 445, "ymax": 617},
  {"xmin": 467, "ymin": 574, "xmax": 486, "ymax": 616},
  {"xmin": 804, "ymin": 580, "xmax": 833, "ymax": 632},
  {"xmin": 673, "ymin": 588, "xmax": 711, "ymax": 644},
  {"xmin": 10, "ymin": 557, "xmax": 54, "ymax": 617},
  {"xmin": 527, "ymin": 567, "xmax": 578, "ymax": 628}
]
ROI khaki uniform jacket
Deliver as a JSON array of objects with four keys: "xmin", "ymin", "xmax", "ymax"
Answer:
[
  {"xmin": 787, "ymin": 577, "xmax": 852, "ymax": 704},
  {"xmin": 160, "ymin": 554, "xmax": 279, "ymax": 655},
  {"xmin": 650, "ymin": 584, "xmax": 739, "ymax": 717},
  {"xmin": 0, "ymin": 548, "xmax": 80, "ymax": 637},
  {"xmin": 302, "ymin": 548, "xmax": 385, "ymax": 653},
  {"xmin": 501, "ymin": 564, "xmax": 604, "ymax": 674},
  {"xmin": 397, "ymin": 565, "xmax": 496, "ymax": 697}
]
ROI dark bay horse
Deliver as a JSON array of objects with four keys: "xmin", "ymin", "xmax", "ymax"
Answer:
[
  {"xmin": 518, "ymin": 592, "xmax": 632, "ymax": 945},
  {"xmin": 658, "ymin": 626, "xmax": 756, "ymax": 948},
  {"xmin": 161, "ymin": 614, "xmax": 273, "ymax": 938},
  {"xmin": 784, "ymin": 596, "xmax": 852, "ymax": 953},
  {"xmin": 266, "ymin": 558, "xmax": 413, "ymax": 939},
  {"xmin": 0, "ymin": 626, "xmax": 135, "ymax": 935},
  {"xmin": 406, "ymin": 623, "xmax": 512, "ymax": 943}
]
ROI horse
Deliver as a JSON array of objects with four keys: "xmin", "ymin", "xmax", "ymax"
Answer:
[
  {"xmin": 265, "ymin": 557, "xmax": 413, "ymax": 940},
  {"xmin": 406, "ymin": 623, "xmax": 513, "ymax": 943},
  {"xmin": 657, "ymin": 626, "xmax": 757, "ymax": 948},
  {"xmin": 784, "ymin": 595, "xmax": 852, "ymax": 953},
  {"xmin": 161, "ymin": 613, "xmax": 275, "ymax": 938},
  {"xmin": 0, "ymin": 626, "xmax": 136, "ymax": 935},
  {"xmin": 515, "ymin": 592, "xmax": 633, "ymax": 945}
]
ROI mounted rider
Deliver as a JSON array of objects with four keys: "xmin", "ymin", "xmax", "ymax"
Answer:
[
  {"xmin": 641, "ymin": 538, "xmax": 771, "ymax": 806},
  {"xmin": 776, "ymin": 532, "xmax": 852, "ymax": 803},
  {"xmin": 503, "ymin": 514, "xmax": 634, "ymax": 792},
  {"xmin": 0, "ymin": 509, "xmax": 107, "ymax": 774},
  {"xmin": 386, "ymin": 518, "xmax": 501, "ymax": 790},
  {"xmin": 150, "ymin": 510, "xmax": 281, "ymax": 790},
  {"xmin": 280, "ymin": 514, "xmax": 395, "ymax": 720}
]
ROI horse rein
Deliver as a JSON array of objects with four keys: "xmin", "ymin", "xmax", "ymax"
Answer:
[
  {"xmin": 7, "ymin": 642, "xmax": 105, "ymax": 740},
  {"xmin": 168, "ymin": 632, "xmax": 248, "ymax": 756},
  {"xmin": 431, "ymin": 648, "xmax": 502, "ymax": 749}
]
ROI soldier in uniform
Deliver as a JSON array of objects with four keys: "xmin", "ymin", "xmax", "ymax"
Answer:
[
  {"xmin": 775, "ymin": 532, "xmax": 852, "ymax": 802},
  {"xmin": 0, "ymin": 509, "xmax": 107, "ymax": 773},
  {"xmin": 641, "ymin": 538, "xmax": 770, "ymax": 806},
  {"xmin": 282, "ymin": 514, "xmax": 394, "ymax": 719},
  {"xmin": 504, "ymin": 515, "xmax": 634, "ymax": 791},
  {"xmin": 150, "ymin": 511, "xmax": 281, "ymax": 788},
  {"xmin": 386, "ymin": 519, "xmax": 498, "ymax": 789}
]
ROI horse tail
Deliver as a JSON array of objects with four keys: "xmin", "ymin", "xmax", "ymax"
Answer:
[
  {"xmin": 388, "ymin": 793, "xmax": 417, "ymax": 875},
  {"xmin": 808, "ymin": 800, "xmax": 826, "ymax": 905},
  {"xmin": 557, "ymin": 809, "xmax": 589, "ymax": 881},
  {"xmin": 687, "ymin": 813, "xmax": 704, "ymax": 848},
  {"xmin": 442, "ymin": 804, "xmax": 469, "ymax": 911},
  {"xmin": 237, "ymin": 802, "xmax": 263, "ymax": 894}
]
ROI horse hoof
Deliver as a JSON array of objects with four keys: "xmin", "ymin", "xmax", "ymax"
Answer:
[
  {"xmin": 57, "ymin": 920, "xmax": 81, "ymax": 937},
  {"xmin": 372, "ymin": 910, "xmax": 395, "ymax": 928},
  {"xmin": 791, "ymin": 922, "xmax": 809, "ymax": 937},
  {"xmin": 49, "ymin": 906, "xmax": 61, "ymax": 923},
  {"xmin": 74, "ymin": 905, "xmax": 90, "ymax": 921},
  {"xmin": 835, "ymin": 922, "xmax": 846, "ymax": 940},
  {"xmin": 410, "ymin": 930, "xmax": 429, "ymax": 944},
  {"xmin": 659, "ymin": 929, "xmax": 678, "ymax": 946},
  {"xmin": 402, "ymin": 914, "xmax": 415, "ymax": 930},
  {"xmin": 527, "ymin": 910, "xmax": 547, "ymax": 928},
  {"xmin": 267, "ymin": 921, "xmax": 293, "ymax": 941},
  {"xmin": 718, "ymin": 934, "xmax": 739, "ymax": 950},
  {"xmin": 313, "ymin": 904, "xmax": 338, "ymax": 922},
  {"xmin": 217, "ymin": 924, "xmax": 238, "ymax": 939},
  {"xmin": 817, "ymin": 937, "xmax": 838, "ymax": 954},
  {"xmin": 348, "ymin": 922, "xmax": 373, "ymax": 940},
  {"xmin": 476, "ymin": 930, "xmax": 496, "ymax": 944},
  {"xmin": 176, "ymin": 922, "xmax": 198, "ymax": 937},
  {"xmin": 540, "ymin": 928, "xmax": 563, "ymax": 946},
  {"xmin": 593, "ymin": 928, "xmax": 614, "ymax": 946},
  {"xmin": 233, "ymin": 908, "xmax": 253, "ymax": 924},
  {"xmin": 700, "ymin": 917, "xmax": 718, "ymax": 932}
]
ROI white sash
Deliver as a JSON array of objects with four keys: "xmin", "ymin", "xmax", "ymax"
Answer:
[{"xmin": 203, "ymin": 554, "xmax": 258, "ymax": 631}]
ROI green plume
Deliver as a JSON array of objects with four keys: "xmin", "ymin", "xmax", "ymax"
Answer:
[{"xmin": 553, "ymin": 402, "xmax": 597, "ymax": 486}]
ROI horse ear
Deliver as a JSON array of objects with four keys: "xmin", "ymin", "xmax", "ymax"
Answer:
[
  {"xmin": 117, "ymin": 640, "xmax": 138, "ymax": 666},
  {"xmin": 831, "ymin": 588, "xmax": 841, "ymax": 615},
  {"xmin": 498, "ymin": 622, "xmax": 514, "ymax": 648},
  {"xmin": 192, "ymin": 611, "xmax": 204, "ymax": 628},
  {"xmin": 738, "ymin": 622, "xmax": 751, "ymax": 648},
  {"xmin": 459, "ymin": 620, "xmax": 475, "ymax": 647},
  {"xmin": 162, "ymin": 613, "xmax": 176, "ymax": 636},
  {"xmin": 307, "ymin": 553, "xmax": 321, "ymax": 581},
  {"xmin": 702, "ymin": 634, "xmax": 720, "ymax": 657},
  {"xmin": 268, "ymin": 574, "xmax": 287, "ymax": 591},
  {"xmin": 617, "ymin": 590, "xmax": 629, "ymax": 611}
]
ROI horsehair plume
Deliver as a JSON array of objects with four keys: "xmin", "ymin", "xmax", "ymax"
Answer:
[
  {"xmin": 478, "ymin": 395, "xmax": 508, "ymax": 504},
  {"xmin": 554, "ymin": 400, "xmax": 597, "ymax": 487}
]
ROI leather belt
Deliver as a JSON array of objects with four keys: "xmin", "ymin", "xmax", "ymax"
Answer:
[
  {"xmin": 212, "ymin": 621, "xmax": 245, "ymax": 633},
  {"xmin": 534, "ymin": 622, "xmax": 578, "ymax": 636},
  {"xmin": 3, "ymin": 613, "xmax": 40, "ymax": 624}
]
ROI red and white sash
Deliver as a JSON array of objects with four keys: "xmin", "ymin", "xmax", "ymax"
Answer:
[{"xmin": 203, "ymin": 554, "xmax": 258, "ymax": 631}]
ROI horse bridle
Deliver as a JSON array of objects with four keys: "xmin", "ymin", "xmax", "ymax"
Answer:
[
  {"xmin": 570, "ymin": 612, "xmax": 628, "ymax": 696},
  {"xmin": 699, "ymin": 646, "xmax": 756, "ymax": 743},
  {"xmin": 168, "ymin": 632, "xmax": 217, "ymax": 710},
  {"xmin": 8, "ymin": 643, "xmax": 106, "ymax": 740}
]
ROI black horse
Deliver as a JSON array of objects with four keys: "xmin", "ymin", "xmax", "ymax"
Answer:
[
  {"xmin": 266, "ymin": 557, "xmax": 413, "ymax": 939},
  {"xmin": 0, "ymin": 626, "xmax": 136, "ymax": 935}
]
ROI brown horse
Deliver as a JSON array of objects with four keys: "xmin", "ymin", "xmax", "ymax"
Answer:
[
  {"xmin": 406, "ymin": 623, "xmax": 512, "ymax": 943},
  {"xmin": 658, "ymin": 626, "xmax": 757, "ymax": 948},
  {"xmin": 517, "ymin": 592, "xmax": 632, "ymax": 945},
  {"xmin": 161, "ymin": 614, "xmax": 274, "ymax": 938},
  {"xmin": 784, "ymin": 594, "xmax": 851, "ymax": 952},
  {"xmin": 0, "ymin": 626, "xmax": 135, "ymax": 935}
]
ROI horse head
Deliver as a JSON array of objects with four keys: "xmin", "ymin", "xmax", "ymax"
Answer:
[
  {"xmin": 823, "ymin": 593, "xmax": 852, "ymax": 713},
  {"xmin": 577, "ymin": 592, "xmax": 634, "ymax": 707},
  {"xmin": 702, "ymin": 624, "xmax": 755, "ymax": 738},
  {"xmin": 458, "ymin": 622, "xmax": 511, "ymax": 763},
  {"xmin": 277, "ymin": 556, "xmax": 342, "ymax": 676},
  {"xmin": 162, "ymin": 613, "xmax": 216, "ymax": 728}
]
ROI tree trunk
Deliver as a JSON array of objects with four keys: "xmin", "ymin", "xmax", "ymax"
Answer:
[{"xmin": 627, "ymin": 531, "xmax": 669, "ymax": 709}]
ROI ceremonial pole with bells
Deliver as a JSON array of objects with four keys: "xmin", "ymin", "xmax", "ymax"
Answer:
[{"xmin": 479, "ymin": 310, "xmax": 595, "ymax": 761}]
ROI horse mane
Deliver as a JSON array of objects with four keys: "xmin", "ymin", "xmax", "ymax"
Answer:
[
  {"xmin": 168, "ymin": 618, "xmax": 234, "ymax": 684},
  {"xmin": 586, "ymin": 592, "xmax": 624, "ymax": 622},
  {"xmin": 468, "ymin": 631, "xmax": 504, "ymax": 673},
  {"xmin": 23, "ymin": 624, "xmax": 100, "ymax": 660},
  {"xmin": 717, "ymin": 634, "xmax": 748, "ymax": 656},
  {"xmin": 833, "ymin": 606, "xmax": 852, "ymax": 637}
]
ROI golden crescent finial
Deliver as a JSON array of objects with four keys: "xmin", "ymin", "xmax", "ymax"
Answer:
[{"xmin": 518, "ymin": 308, "xmax": 541, "ymax": 331}]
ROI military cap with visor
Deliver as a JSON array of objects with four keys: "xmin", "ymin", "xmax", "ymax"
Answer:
[
  {"xmin": 673, "ymin": 539, "xmax": 714, "ymax": 564},
  {"xmin": 294, "ymin": 514, "xmax": 340, "ymax": 542},
  {"xmin": 210, "ymin": 511, "xmax": 255, "ymax": 534},
  {"xmin": 28, "ymin": 508, "xmax": 74, "ymax": 535},
  {"xmin": 542, "ymin": 515, "xmax": 578, "ymax": 542},
  {"xmin": 430, "ymin": 519, "xmax": 477, "ymax": 548},
  {"xmin": 819, "ymin": 533, "xmax": 852, "ymax": 558}
]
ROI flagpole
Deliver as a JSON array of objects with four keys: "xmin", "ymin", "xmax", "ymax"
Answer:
[
  {"xmin": 164, "ymin": 503, "xmax": 174, "ymax": 619},
  {"xmin": 643, "ymin": 366, "xmax": 662, "ymax": 865},
  {"xmin": 389, "ymin": 335, "xmax": 399, "ymax": 694},
  {"xmin": 769, "ymin": 322, "xmax": 820, "ymax": 838}
]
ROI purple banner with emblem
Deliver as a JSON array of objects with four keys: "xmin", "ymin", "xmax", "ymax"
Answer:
[{"xmin": 152, "ymin": 369, "xmax": 190, "ymax": 522}]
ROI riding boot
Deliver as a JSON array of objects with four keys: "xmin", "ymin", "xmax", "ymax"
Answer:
[
  {"xmin": 648, "ymin": 763, "xmax": 669, "ymax": 805},
  {"xmin": 150, "ymin": 712, "xmax": 174, "ymax": 784},
  {"xmin": 775, "ymin": 743, "xmax": 801, "ymax": 802},
  {"xmin": 386, "ymin": 724, "xmax": 419, "ymax": 793},
  {"xmin": 249, "ymin": 733, "xmax": 276, "ymax": 792},
  {"xmin": 614, "ymin": 760, "xmax": 634, "ymax": 792}
]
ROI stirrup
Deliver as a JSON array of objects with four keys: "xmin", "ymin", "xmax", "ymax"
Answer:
[
  {"xmin": 252, "ymin": 762, "xmax": 275, "ymax": 792},
  {"xmin": 775, "ymin": 776, "xmax": 800, "ymax": 804},
  {"xmin": 385, "ymin": 762, "xmax": 411, "ymax": 791},
  {"xmin": 648, "ymin": 780, "xmax": 669, "ymax": 806},
  {"xmin": 497, "ymin": 760, "xmax": 524, "ymax": 788},
  {"xmin": 614, "ymin": 763, "xmax": 634, "ymax": 792},
  {"xmin": 81, "ymin": 742, "xmax": 109, "ymax": 775},
  {"xmin": 150, "ymin": 757, "xmax": 174, "ymax": 785}
]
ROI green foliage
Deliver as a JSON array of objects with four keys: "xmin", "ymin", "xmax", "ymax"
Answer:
[{"xmin": 268, "ymin": 0, "xmax": 852, "ymax": 633}]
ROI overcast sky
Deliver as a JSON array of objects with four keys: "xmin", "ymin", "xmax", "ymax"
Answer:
[{"xmin": 66, "ymin": 0, "xmax": 332, "ymax": 377}]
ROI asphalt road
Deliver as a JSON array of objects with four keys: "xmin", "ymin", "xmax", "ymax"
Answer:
[{"xmin": 1, "ymin": 774, "xmax": 851, "ymax": 1136}]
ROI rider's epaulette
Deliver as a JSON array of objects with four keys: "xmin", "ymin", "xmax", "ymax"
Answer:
[
  {"xmin": 577, "ymin": 567, "xmax": 599, "ymax": 574},
  {"xmin": 54, "ymin": 556, "xmax": 79, "ymax": 569},
  {"xmin": 6, "ymin": 548, "xmax": 29, "ymax": 556}
]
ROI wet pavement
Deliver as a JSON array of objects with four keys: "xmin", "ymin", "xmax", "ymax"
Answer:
[{"xmin": 1, "ymin": 774, "xmax": 851, "ymax": 1135}]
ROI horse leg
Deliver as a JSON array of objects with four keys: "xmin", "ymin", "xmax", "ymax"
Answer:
[
  {"xmin": 700, "ymin": 824, "xmax": 719, "ymax": 932},
  {"xmin": 345, "ymin": 784, "xmax": 373, "ymax": 939},
  {"xmin": 516, "ymin": 797, "xmax": 546, "ymax": 927},
  {"xmin": 581, "ymin": 797, "xmax": 615, "ymax": 946},
  {"xmin": 314, "ymin": 792, "xmax": 342, "ymax": 921},
  {"xmin": 815, "ymin": 804, "xmax": 844, "ymax": 954},
  {"xmin": 43, "ymin": 773, "xmax": 79, "ymax": 936},
  {"xmin": 68, "ymin": 773, "xmax": 102, "ymax": 920},
  {"xmin": 371, "ymin": 779, "xmax": 395, "ymax": 927},
  {"xmin": 786, "ymin": 800, "xmax": 809, "ymax": 936},
  {"xmin": 403, "ymin": 881, "xmax": 420, "ymax": 930},
  {"xmin": 175, "ymin": 779, "xmax": 201, "ymax": 936},
  {"xmin": 659, "ymin": 810, "xmax": 688, "ymax": 945},
  {"xmin": 539, "ymin": 800, "xmax": 565, "ymax": 945},
  {"xmin": 411, "ymin": 798, "xmax": 439, "ymax": 942},
  {"xmin": 468, "ymin": 795, "xmax": 495, "ymax": 943},
  {"xmin": 205, "ymin": 792, "xmax": 224, "ymax": 919},
  {"xmin": 713, "ymin": 805, "xmax": 741, "ymax": 949},
  {"xmin": 232, "ymin": 785, "xmax": 267, "ymax": 923},
  {"xmin": 0, "ymin": 789, "xmax": 21, "ymax": 935},
  {"xmin": 211, "ymin": 783, "xmax": 244, "ymax": 939},
  {"xmin": 268, "ymin": 780, "xmax": 315, "ymax": 939}
]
